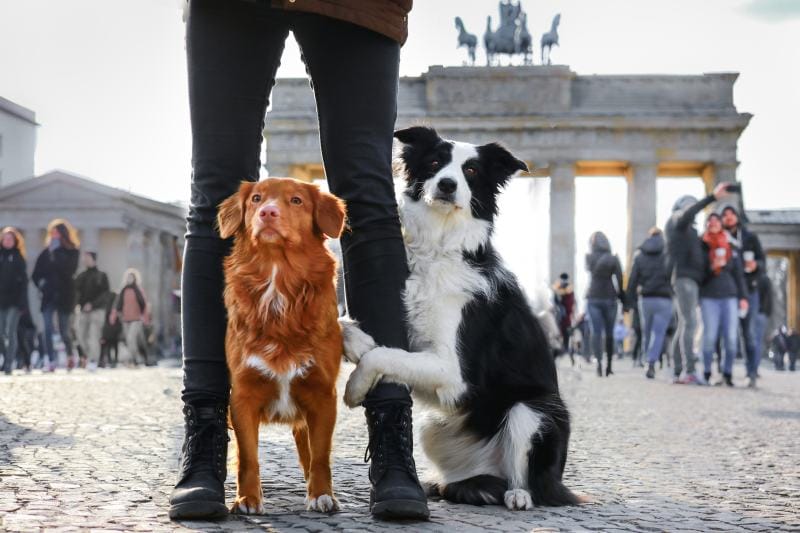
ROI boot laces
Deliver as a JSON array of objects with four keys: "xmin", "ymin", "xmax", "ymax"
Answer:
[
  {"xmin": 181, "ymin": 404, "xmax": 228, "ymax": 479},
  {"xmin": 365, "ymin": 404, "xmax": 416, "ymax": 476}
]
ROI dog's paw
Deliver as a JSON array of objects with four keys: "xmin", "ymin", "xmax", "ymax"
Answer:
[
  {"xmin": 338, "ymin": 316, "xmax": 376, "ymax": 364},
  {"xmin": 231, "ymin": 494, "xmax": 264, "ymax": 515},
  {"xmin": 305, "ymin": 493, "xmax": 339, "ymax": 513},
  {"xmin": 343, "ymin": 361, "xmax": 378, "ymax": 408},
  {"xmin": 504, "ymin": 489, "xmax": 533, "ymax": 511}
]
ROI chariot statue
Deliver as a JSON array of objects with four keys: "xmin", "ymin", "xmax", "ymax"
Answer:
[{"xmin": 482, "ymin": 1, "xmax": 532, "ymax": 65}]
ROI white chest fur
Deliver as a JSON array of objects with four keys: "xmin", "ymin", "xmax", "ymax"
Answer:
[
  {"xmin": 244, "ymin": 355, "xmax": 313, "ymax": 420},
  {"xmin": 400, "ymin": 199, "xmax": 490, "ymax": 365}
]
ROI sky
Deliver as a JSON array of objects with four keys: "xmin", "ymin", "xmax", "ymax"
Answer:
[{"xmin": 1, "ymin": 0, "xmax": 799, "ymax": 298}]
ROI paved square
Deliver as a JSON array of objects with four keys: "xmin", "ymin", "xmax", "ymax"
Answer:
[{"xmin": 1, "ymin": 359, "xmax": 798, "ymax": 532}]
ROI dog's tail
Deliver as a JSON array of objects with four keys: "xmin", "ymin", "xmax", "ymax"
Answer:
[{"xmin": 435, "ymin": 475, "xmax": 508, "ymax": 506}]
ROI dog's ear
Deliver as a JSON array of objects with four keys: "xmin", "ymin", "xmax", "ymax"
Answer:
[
  {"xmin": 217, "ymin": 181, "xmax": 254, "ymax": 239},
  {"xmin": 394, "ymin": 126, "xmax": 440, "ymax": 147},
  {"xmin": 315, "ymin": 191, "xmax": 346, "ymax": 239},
  {"xmin": 477, "ymin": 142, "xmax": 528, "ymax": 187}
]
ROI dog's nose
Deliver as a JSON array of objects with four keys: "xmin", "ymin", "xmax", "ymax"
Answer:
[
  {"xmin": 437, "ymin": 178, "xmax": 457, "ymax": 194},
  {"xmin": 259, "ymin": 205, "xmax": 280, "ymax": 219}
]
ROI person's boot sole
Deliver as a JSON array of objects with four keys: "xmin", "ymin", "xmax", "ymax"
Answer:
[
  {"xmin": 168, "ymin": 500, "xmax": 228, "ymax": 521},
  {"xmin": 371, "ymin": 499, "xmax": 430, "ymax": 521}
]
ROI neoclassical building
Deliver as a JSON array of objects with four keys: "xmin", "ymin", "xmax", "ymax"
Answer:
[
  {"xmin": 264, "ymin": 64, "xmax": 800, "ymax": 330},
  {"xmin": 0, "ymin": 170, "xmax": 186, "ymax": 351}
]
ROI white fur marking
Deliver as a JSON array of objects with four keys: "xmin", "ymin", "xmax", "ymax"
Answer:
[
  {"xmin": 243, "ymin": 355, "xmax": 314, "ymax": 418},
  {"xmin": 259, "ymin": 264, "xmax": 286, "ymax": 318},
  {"xmin": 504, "ymin": 488, "xmax": 533, "ymax": 511}
]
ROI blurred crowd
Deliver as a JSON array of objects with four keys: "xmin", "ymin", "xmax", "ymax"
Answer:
[
  {"xmin": 0, "ymin": 219, "xmax": 154, "ymax": 374},
  {"xmin": 552, "ymin": 182, "xmax": 798, "ymax": 387}
]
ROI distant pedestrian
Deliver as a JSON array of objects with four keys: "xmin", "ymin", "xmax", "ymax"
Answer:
[
  {"xmin": 552, "ymin": 272, "xmax": 575, "ymax": 354},
  {"xmin": 74, "ymin": 251, "xmax": 110, "ymax": 370},
  {"xmin": 664, "ymin": 182, "xmax": 732, "ymax": 384},
  {"xmin": 31, "ymin": 219, "xmax": 80, "ymax": 371},
  {"xmin": 0, "ymin": 227, "xmax": 28, "ymax": 375},
  {"xmin": 625, "ymin": 227, "xmax": 673, "ymax": 379},
  {"xmin": 111, "ymin": 268, "xmax": 150, "ymax": 366},
  {"xmin": 99, "ymin": 291, "xmax": 121, "ymax": 368},
  {"xmin": 585, "ymin": 231, "xmax": 624, "ymax": 376},
  {"xmin": 721, "ymin": 204, "xmax": 766, "ymax": 387},
  {"xmin": 613, "ymin": 319, "xmax": 627, "ymax": 359},
  {"xmin": 699, "ymin": 213, "xmax": 748, "ymax": 387}
]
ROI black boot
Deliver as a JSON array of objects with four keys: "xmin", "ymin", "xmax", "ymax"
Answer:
[
  {"xmin": 168, "ymin": 402, "xmax": 229, "ymax": 520},
  {"xmin": 605, "ymin": 354, "xmax": 613, "ymax": 376},
  {"xmin": 364, "ymin": 401, "xmax": 429, "ymax": 521}
]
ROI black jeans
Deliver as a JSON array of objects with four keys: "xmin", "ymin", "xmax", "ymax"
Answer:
[{"xmin": 182, "ymin": 0, "xmax": 409, "ymax": 404}]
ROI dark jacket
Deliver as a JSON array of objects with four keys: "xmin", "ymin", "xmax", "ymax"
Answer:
[
  {"xmin": 74, "ymin": 267, "xmax": 110, "ymax": 309},
  {"xmin": 273, "ymin": 0, "xmax": 412, "ymax": 44},
  {"xmin": 699, "ymin": 239, "xmax": 747, "ymax": 300},
  {"xmin": 665, "ymin": 194, "xmax": 715, "ymax": 284},
  {"xmin": 585, "ymin": 232, "xmax": 624, "ymax": 302},
  {"xmin": 116, "ymin": 284, "xmax": 147, "ymax": 316},
  {"xmin": 625, "ymin": 233, "xmax": 672, "ymax": 306},
  {"xmin": 727, "ymin": 224, "xmax": 765, "ymax": 293},
  {"xmin": 0, "ymin": 248, "xmax": 28, "ymax": 309},
  {"xmin": 31, "ymin": 247, "xmax": 79, "ymax": 313}
]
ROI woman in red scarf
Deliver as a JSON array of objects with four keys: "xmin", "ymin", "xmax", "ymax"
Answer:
[{"xmin": 699, "ymin": 213, "xmax": 748, "ymax": 386}]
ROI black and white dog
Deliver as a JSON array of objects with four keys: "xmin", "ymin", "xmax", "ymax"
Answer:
[{"xmin": 341, "ymin": 126, "xmax": 579, "ymax": 510}]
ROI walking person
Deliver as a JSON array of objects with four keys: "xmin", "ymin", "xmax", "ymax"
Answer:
[
  {"xmin": 699, "ymin": 213, "xmax": 748, "ymax": 386},
  {"xmin": 625, "ymin": 227, "xmax": 673, "ymax": 380},
  {"xmin": 170, "ymin": 1, "xmax": 428, "ymax": 521},
  {"xmin": 748, "ymin": 270, "xmax": 772, "ymax": 386},
  {"xmin": 552, "ymin": 272, "xmax": 575, "ymax": 354},
  {"xmin": 585, "ymin": 231, "xmax": 624, "ymax": 376},
  {"xmin": 99, "ymin": 291, "xmax": 121, "ymax": 368},
  {"xmin": 74, "ymin": 251, "xmax": 110, "ymax": 371},
  {"xmin": 664, "ymin": 183, "xmax": 732, "ymax": 384},
  {"xmin": 0, "ymin": 227, "xmax": 28, "ymax": 375},
  {"xmin": 720, "ymin": 204, "xmax": 766, "ymax": 387},
  {"xmin": 31, "ymin": 219, "xmax": 80, "ymax": 371},
  {"xmin": 110, "ymin": 269, "xmax": 150, "ymax": 367}
]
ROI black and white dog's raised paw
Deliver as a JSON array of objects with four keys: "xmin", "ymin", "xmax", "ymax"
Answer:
[{"xmin": 337, "ymin": 316, "xmax": 377, "ymax": 364}]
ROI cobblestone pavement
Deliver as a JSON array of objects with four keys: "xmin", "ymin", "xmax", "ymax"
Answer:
[{"xmin": 1, "ymin": 358, "xmax": 799, "ymax": 532}]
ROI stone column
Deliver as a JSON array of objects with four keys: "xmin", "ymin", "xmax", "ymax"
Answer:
[
  {"xmin": 549, "ymin": 161, "xmax": 576, "ymax": 283},
  {"xmin": 144, "ymin": 230, "xmax": 162, "ymax": 337},
  {"xmin": 626, "ymin": 162, "xmax": 658, "ymax": 269},
  {"xmin": 22, "ymin": 226, "xmax": 45, "ymax": 331},
  {"xmin": 126, "ymin": 225, "xmax": 146, "ymax": 275}
]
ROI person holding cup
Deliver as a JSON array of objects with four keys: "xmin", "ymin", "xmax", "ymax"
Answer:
[
  {"xmin": 699, "ymin": 213, "xmax": 748, "ymax": 386},
  {"xmin": 720, "ymin": 204, "xmax": 766, "ymax": 387}
]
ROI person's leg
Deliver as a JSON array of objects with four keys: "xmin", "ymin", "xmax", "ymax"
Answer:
[
  {"xmin": 674, "ymin": 278, "xmax": 699, "ymax": 377},
  {"xmin": 602, "ymin": 300, "xmax": 616, "ymax": 374},
  {"xmin": 57, "ymin": 311, "xmax": 74, "ymax": 360},
  {"xmin": 0, "ymin": 308, "xmax": 8, "ymax": 373},
  {"xmin": 3, "ymin": 308, "xmax": 20, "ymax": 374},
  {"xmin": 171, "ymin": 0, "xmax": 291, "ymax": 521},
  {"xmin": 42, "ymin": 305, "xmax": 56, "ymax": 368},
  {"xmin": 700, "ymin": 298, "xmax": 721, "ymax": 378},
  {"xmin": 586, "ymin": 301, "xmax": 604, "ymax": 374},
  {"xmin": 744, "ymin": 290, "xmax": 760, "ymax": 378},
  {"xmin": 640, "ymin": 298, "xmax": 654, "ymax": 363},
  {"xmin": 293, "ymin": 15, "xmax": 429, "ymax": 519},
  {"xmin": 647, "ymin": 299, "xmax": 672, "ymax": 365},
  {"xmin": 721, "ymin": 298, "xmax": 739, "ymax": 379},
  {"xmin": 76, "ymin": 311, "xmax": 90, "ymax": 363},
  {"xmin": 752, "ymin": 312, "xmax": 767, "ymax": 378}
]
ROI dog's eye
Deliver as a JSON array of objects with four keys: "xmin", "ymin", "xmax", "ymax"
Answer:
[
  {"xmin": 464, "ymin": 166, "xmax": 477, "ymax": 178},
  {"xmin": 430, "ymin": 160, "xmax": 440, "ymax": 171},
  {"xmin": 290, "ymin": 196, "xmax": 303, "ymax": 205},
  {"xmin": 251, "ymin": 194, "xmax": 261, "ymax": 203}
]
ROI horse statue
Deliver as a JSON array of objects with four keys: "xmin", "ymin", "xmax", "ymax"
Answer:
[
  {"xmin": 540, "ymin": 13, "xmax": 561, "ymax": 65},
  {"xmin": 483, "ymin": 1, "xmax": 531, "ymax": 65},
  {"xmin": 454, "ymin": 16, "xmax": 477, "ymax": 65}
]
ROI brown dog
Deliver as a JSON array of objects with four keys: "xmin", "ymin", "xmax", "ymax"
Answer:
[{"xmin": 217, "ymin": 177, "xmax": 346, "ymax": 514}]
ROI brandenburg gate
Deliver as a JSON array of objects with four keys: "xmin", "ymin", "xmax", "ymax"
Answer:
[{"xmin": 264, "ymin": 65, "xmax": 751, "ymax": 281}]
